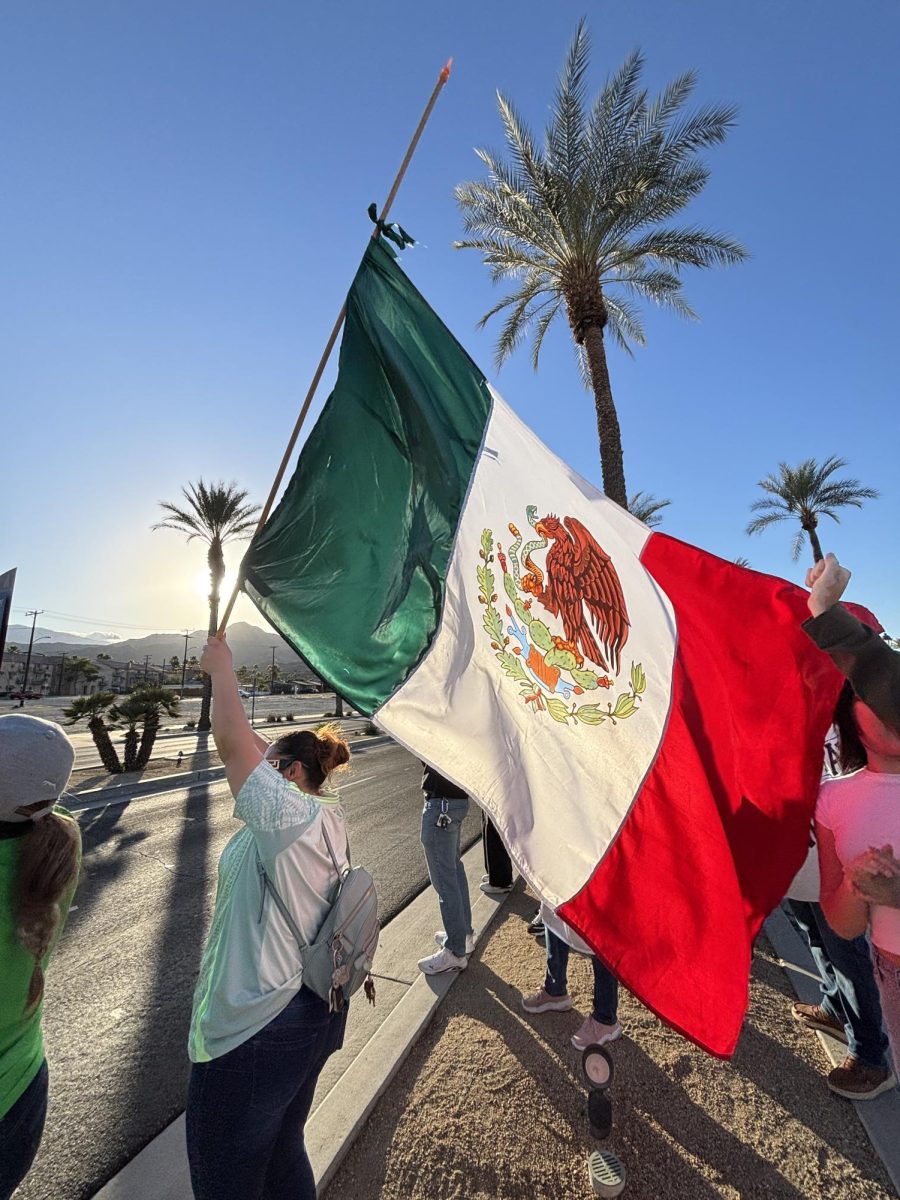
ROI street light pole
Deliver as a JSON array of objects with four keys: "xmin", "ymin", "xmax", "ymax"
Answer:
[
  {"xmin": 19, "ymin": 609, "xmax": 44, "ymax": 706},
  {"xmin": 57, "ymin": 652, "xmax": 67, "ymax": 696},
  {"xmin": 180, "ymin": 629, "xmax": 190, "ymax": 695},
  {"xmin": 251, "ymin": 671, "xmax": 258, "ymax": 726},
  {"xmin": 270, "ymin": 645, "xmax": 277, "ymax": 695}
]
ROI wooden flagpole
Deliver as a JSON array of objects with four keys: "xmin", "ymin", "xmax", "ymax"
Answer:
[{"xmin": 217, "ymin": 59, "xmax": 453, "ymax": 637}]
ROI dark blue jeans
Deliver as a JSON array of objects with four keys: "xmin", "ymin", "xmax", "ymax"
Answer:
[
  {"xmin": 0, "ymin": 1059, "xmax": 48, "ymax": 1200},
  {"xmin": 544, "ymin": 929, "xmax": 619, "ymax": 1026},
  {"xmin": 186, "ymin": 986, "xmax": 347, "ymax": 1200},
  {"xmin": 787, "ymin": 900, "xmax": 887, "ymax": 1069}
]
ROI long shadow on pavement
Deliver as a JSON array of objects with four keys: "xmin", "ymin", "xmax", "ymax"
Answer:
[{"xmin": 94, "ymin": 782, "xmax": 213, "ymax": 1191}]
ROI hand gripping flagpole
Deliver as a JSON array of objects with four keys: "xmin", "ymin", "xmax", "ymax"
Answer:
[{"xmin": 216, "ymin": 59, "xmax": 453, "ymax": 637}]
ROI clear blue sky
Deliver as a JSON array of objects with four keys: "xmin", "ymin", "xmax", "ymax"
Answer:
[{"xmin": 3, "ymin": 1, "xmax": 898, "ymax": 640}]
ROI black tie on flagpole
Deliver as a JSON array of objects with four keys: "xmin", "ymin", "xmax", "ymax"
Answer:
[{"xmin": 367, "ymin": 203, "xmax": 415, "ymax": 251}]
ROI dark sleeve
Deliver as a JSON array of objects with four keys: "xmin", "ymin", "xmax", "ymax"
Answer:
[
  {"xmin": 420, "ymin": 763, "xmax": 468, "ymax": 799},
  {"xmin": 803, "ymin": 605, "xmax": 900, "ymax": 735}
]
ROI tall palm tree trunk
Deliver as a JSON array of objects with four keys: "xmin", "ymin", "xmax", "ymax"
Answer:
[
  {"xmin": 198, "ymin": 540, "xmax": 225, "ymax": 733},
  {"xmin": 89, "ymin": 716, "xmax": 123, "ymax": 774},
  {"xmin": 804, "ymin": 524, "xmax": 824, "ymax": 563},
  {"xmin": 581, "ymin": 324, "xmax": 627, "ymax": 508}
]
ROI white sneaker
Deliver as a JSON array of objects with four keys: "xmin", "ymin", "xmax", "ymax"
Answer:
[
  {"xmin": 418, "ymin": 946, "xmax": 468, "ymax": 975},
  {"xmin": 479, "ymin": 881, "xmax": 513, "ymax": 894},
  {"xmin": 435, "ymin": 930, "xmax": 476, "ymax": 956}
]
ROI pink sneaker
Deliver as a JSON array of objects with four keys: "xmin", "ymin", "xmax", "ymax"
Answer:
[
  {"xmin": 571, "ymin": 1015, "xmax": 622, "ymax": 1050},
  {"xmin": 521, "ymin": 988, "xmax": 573, "ymax": 1014}
]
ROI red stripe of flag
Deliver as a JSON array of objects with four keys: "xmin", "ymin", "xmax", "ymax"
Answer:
[{"xmin": 558, "ymin": 534, "xmax": 846, "ymax": 1057}]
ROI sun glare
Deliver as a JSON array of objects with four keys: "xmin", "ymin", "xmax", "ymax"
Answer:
[{"xmin": 193, "ymin": 568, "xmax": 237, "ymax": 600}]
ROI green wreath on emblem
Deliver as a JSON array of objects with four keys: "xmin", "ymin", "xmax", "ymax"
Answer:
[{"xmin": 477, "ymin": 526, "xmax": 647, "ymax": 727}]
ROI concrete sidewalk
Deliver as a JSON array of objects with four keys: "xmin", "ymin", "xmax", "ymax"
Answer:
[{"xmin": 92, "ymin": 842, "xmax": 511, "ymax": 1199}]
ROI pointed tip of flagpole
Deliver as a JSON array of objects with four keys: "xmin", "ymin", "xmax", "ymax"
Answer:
[{"xmin": 440, "ymin": 58, "xmax": 453, "ymax": 84}]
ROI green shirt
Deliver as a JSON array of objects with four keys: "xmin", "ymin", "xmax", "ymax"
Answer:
[{"xmin": 0, "ymin": 809, "xmax": 80, "ymax": 1119}]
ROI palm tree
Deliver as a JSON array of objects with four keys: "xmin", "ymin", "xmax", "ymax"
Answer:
[
  {"xmin": 627, "ymin": 491, "xmax": 670, "ymax": 528},
  {"xmin": 746, "ymin": 456, "xmax": 879, "ymax": 563},
  {"xmin": 455, "ymin": 21, "xmax": 746, "ymax": 507},
  {"xmin": 153, "ymin": 480, "xmax": 260, "ymax": 731},
  {"xmin": 733, "ymin": 556, "xmax": 751, "ymax": 568},
  {"xmin": 110, "ymin": 687, "xmax": 180, "ymax": 772},
  {"xmin": 64, "ymin": 692, "xmax": 122, "ymax": 774},
  {"xmin": 63, "ymin": 655, "xmax": 102, "ymax": 694}
]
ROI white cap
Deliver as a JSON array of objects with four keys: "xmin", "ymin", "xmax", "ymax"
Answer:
[{"xmin": 0, "ymin": 714, "xmax": 76, "ymax": 823}]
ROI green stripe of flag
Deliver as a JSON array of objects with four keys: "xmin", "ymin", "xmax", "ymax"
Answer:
[{"xmin": 242, "ymin": 238, "xmax": 492, "ymax": 714}]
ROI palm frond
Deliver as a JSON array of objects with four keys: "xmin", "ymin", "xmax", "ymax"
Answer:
[
  {"xmin": 530, "ymin": 296, "xmax": 565, "ymax": 369},
  {"xmin": 153, "ymin": 479, "xmax": 261, "ymax": 545},
  {"xmin": 546, "ymin": 17, "xmax": 591, "ymax": 187},
  {"xmin": 601, "ymin": 293, "xmax": 646, "ymax": 353},
  {"xmin": 610, "ymin": 227, "xmax": 747, "ymax": 270},
  {"xmin": 746, "ymin": 510, "xmax": 791, "ymax": 535},
  {"xmin": 628, "ymin": 491, "xmax": 671, "ymax": 527}
]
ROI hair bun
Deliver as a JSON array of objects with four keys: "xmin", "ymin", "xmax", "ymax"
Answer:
[{"xmin": 315, "ymin": 726, "xmax": 351, "ymax": 777}]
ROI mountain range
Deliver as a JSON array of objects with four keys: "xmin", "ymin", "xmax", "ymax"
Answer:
[{"xmin": 3, "ymin": 622, "xmax": 312, "ymax": 675}]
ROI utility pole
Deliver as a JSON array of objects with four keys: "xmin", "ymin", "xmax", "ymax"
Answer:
[
  {"xmin": 143, "ymin": 654, "xmax": 150, "ymax": 683},
  {"xmin": 180, "ymin": 630, "xmax": 190, "ymax": 696},
  {"xmin": 57, "ymin": 652, "xmax": 67, "ymax": 696},
  {"xmin": 19, "ymin": 609, "xmax": 43, "ymax": 706},
  {"xmin": 270, "ymin": 645, "xmax": 278, "ymax": 695}
]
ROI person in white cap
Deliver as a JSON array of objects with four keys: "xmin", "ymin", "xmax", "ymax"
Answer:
[{"xmin": 0, "ymin": 714, "xmax": 81, "ymax": 1200}]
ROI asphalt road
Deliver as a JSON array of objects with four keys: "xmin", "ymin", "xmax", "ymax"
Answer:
[{"xmin": 18, "ymin": 741, "xmax": 482, "ymax": 1200}]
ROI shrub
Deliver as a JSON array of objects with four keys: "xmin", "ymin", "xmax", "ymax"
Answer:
[
  {"xmin": 285, "ymin": 712, "xmax": 294, "ymax": 722},
  {"xmin": 364, "ymin": 721, "xmax": 379, "ymax": 737},
  {"xmin": 184, "ymin": 719, "xmax": 196, "ymax": 730}
]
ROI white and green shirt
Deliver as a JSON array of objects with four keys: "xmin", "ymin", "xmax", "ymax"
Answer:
[{"xmin": 188, "ymin": 761, "xmax": 347, "ymax": 1062}]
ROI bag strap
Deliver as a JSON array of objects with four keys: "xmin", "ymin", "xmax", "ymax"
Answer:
[
  {"xmin": 256, "ymin": 811, "xmax": 351, "ymax": 951},
  {"xmin": 257, "ymin": 857, "xmax": 307, "ymax": 949},
  {"xmin": 321, "ymin": 815, "xmax": 351, "ymax": 876}
]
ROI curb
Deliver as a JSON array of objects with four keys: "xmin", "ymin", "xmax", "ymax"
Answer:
[
  {"xmin": 68, "ymin": 735, "xmax": 393, "ymax": 810},
  {"xmin": 308, "ymin": 881, "xmax": 517, "ymax": 1195}
]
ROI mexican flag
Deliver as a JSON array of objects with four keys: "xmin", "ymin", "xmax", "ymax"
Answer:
[{"xmin": 241, "ymin": 237, "xmax": 843, "ymax": 1057}]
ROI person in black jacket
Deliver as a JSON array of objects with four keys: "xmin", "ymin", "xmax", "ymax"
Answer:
[
  {"xmin": 417, "ymin": 766, "xmax": 474, "ymax": 975},
  {"xmin": 804, "ymin": 553, "xmax": 899, "ymax": 735}
]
